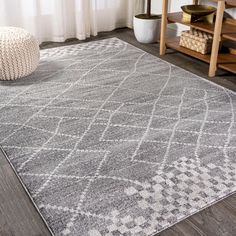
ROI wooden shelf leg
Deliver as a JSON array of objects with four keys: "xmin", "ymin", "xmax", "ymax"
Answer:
[
  {"xmin": 160, "ymin": 0, "xmax": 168, "ymax": 56},
  {"xmin": 209, "ymin": 0, "xmax": 225, "ymax": 77}
]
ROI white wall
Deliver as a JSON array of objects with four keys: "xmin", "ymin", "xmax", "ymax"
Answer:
[
  {"xmin": 150, "ymin": 0, "xmax": 192, "ymax": 36},
  {"xmin": 151, "ymin": 0, "xmax": 236, "ymax": 17},
  {"xmin": 151, "ymin": 0, "xmax": 191, "ymax": 14},
  {"xmin": 202, "ymin": 0, "xmax": 236, "ymax": 18},
  {"xmin": 150, "ymin": 0, "xmax": 236, "ymax": 36}
]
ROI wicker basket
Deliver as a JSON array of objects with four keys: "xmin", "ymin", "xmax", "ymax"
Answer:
[{"xmin": 179, "ymin": 29, "xmax": 213, "ymax": 54}]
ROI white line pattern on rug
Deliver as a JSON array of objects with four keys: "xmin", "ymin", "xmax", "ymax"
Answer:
[
  {"xmin": 159, "ymin": 88, "xmax": 186, "ymax": 170},
  {"xmin": 194, "ymin": 90, "xmax": 209, "ymax": 165},
  {"xmin": 62, "ymin": 51, "xmax": 147, "ymax": 235},
  {"xmin": 131, "ymin": 67, "xmax": 172, "ymax": 161},
  {"xmin": 1, "ymin": 38, "xmax": 236, "ymax": 236},
  {"xmin": 31, "ymin": 43, "xmax": 131, "ymax": 198},
  {"xmin": 223, "ymin": 88, "xmax": 235, "ymax": 164}
]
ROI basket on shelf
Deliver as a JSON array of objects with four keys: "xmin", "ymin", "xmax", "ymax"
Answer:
[{"xmin": 179, "ymin": 29, "xmax": 213, "ymax": 54}]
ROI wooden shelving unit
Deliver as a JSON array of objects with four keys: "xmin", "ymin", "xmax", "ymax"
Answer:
[
  {"xmin": 166, "ymin": 37, "xmax": 236, "ymax": 63},
  {"xmin": 223, "ymin": 33, "xmax": 236, "ymax": 41},
  {"xmin": 168, "ymin": 12, "xmax": 236, "ymax": 35},
  {"xmin": 160, "ymin": 0, "xmax": 236, "ymax": 77}
]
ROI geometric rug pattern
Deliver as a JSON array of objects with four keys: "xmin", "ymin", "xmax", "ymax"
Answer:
[{"xmin": 0, "ymin": 38, "xmax": 236, "ymax": 236}]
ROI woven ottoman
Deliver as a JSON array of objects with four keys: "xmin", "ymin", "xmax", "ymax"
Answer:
[{"xmin": 0, "ymin": 27, "xmax": 40, "ymax": 80}]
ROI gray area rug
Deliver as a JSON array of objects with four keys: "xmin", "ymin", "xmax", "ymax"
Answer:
[{"xmin": 1, "ymin": 38, "xmax": 236, "ymax": 236}]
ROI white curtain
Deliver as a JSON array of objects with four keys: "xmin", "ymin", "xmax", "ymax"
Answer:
[{"xmin": 0, "ymin": 0, "xmax": 144, "ymax": 43}]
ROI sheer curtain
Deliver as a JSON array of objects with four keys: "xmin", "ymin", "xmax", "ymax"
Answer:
[{"xmin": 0, "ymin": 0, "xmax": 144, "ymax": 43}]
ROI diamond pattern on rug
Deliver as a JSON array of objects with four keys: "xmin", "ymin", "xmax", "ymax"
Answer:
[{"xmin": 0, "ymin": 38, "xmax": 236, "ymax": 236}]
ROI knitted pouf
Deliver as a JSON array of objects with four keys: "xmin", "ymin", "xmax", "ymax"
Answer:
[{"xmin": 0, "ymin": 27, "xmax": 40, "ymax": 80}]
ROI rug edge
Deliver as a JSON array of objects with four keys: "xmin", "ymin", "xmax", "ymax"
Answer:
[
  {"xmin": 2, "ymin": 143, "xmax": 236, "ymax": 236},
  {"xmin": 117, "ymin": 38, "xmax": 236, "ymax": 96},
  {"xmin": 0, "ymin": 145, "xmax": 55, "ymax": 236},
  {"xmin": 40, "ymin": 36, "xmax": 236, "ymax": 96},
  {"xmin": 40, "ymin": 36, "xmax": 117, "ymax": 51},
  {"xmin": 3, "ymin": 38, "xmax": 236, "ymax": 235},
  {"xmin": 150, "ymin": 189, "xmax": 236, "ymax": 236}
]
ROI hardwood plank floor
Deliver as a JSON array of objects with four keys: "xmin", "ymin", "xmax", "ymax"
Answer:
[{"xmin": 1, "ymin": 28, "xmax": 235, "ymax": 236}]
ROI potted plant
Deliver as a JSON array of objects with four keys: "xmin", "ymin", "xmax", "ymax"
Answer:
[{"xmin": 133, "ymin": 0, "xmax": 161, "ymax": 44}]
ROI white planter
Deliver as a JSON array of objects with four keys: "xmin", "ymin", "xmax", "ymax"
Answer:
[{"xmin": 133, "ymin": 15, "xmax": 161, "ymax": 44}]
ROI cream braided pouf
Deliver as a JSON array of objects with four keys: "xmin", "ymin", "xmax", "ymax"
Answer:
[{"xmin": 0, "ymin": 27, "xmax": 40, "ymax": 80}]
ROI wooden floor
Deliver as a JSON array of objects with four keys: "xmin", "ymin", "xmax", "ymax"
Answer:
[{"xmin": 1, "ymin": 28, "xmax": 236, "ymax": 236}]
